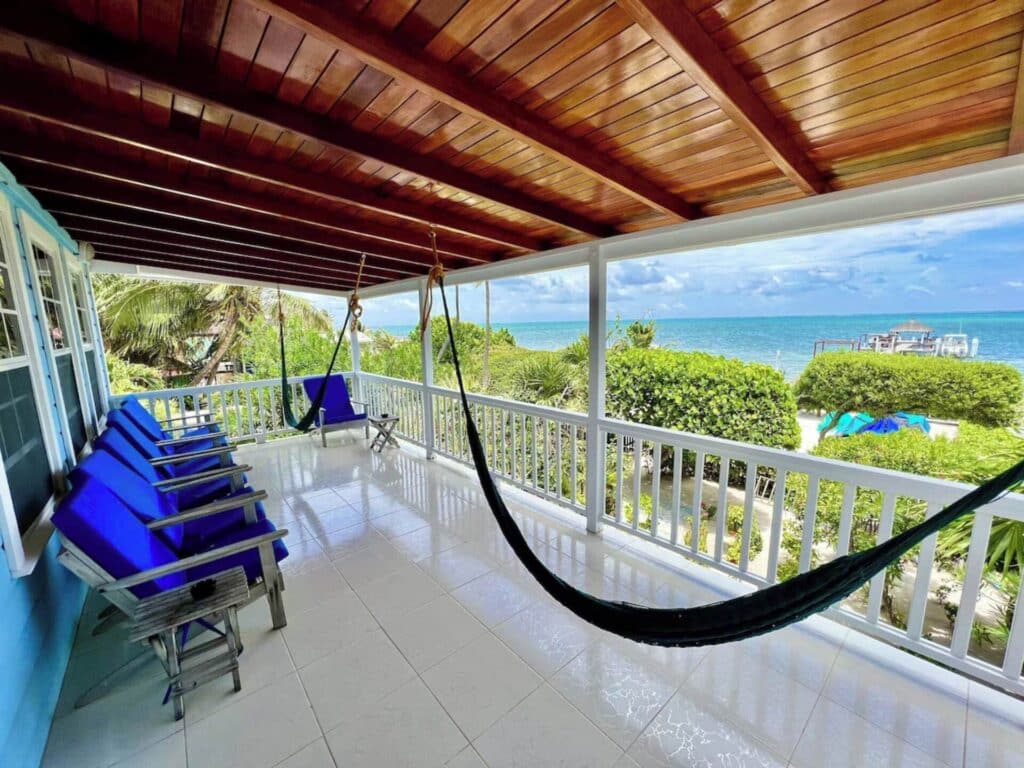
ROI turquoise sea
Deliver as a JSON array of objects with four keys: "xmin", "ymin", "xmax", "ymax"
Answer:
[{"xmin": 379, "ymin": 311, "xmax": 1024, "ymax": 380}]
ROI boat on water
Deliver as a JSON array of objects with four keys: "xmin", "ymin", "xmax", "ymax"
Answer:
[{"xmin": 813, "ymin": 319, "xmax": 979, "ymax": 359}]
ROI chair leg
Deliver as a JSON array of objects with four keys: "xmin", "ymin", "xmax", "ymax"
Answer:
[
  {"xmin": 267, "ymin": 581, "xmax": 287, "ymax": 629},
  {"xmin": 321, "ymin": 428, "xmax": 327, "ymax": 448},
  {"xmin": 364, "ymin": 423, "xmax": 370, "ymax": 439}
]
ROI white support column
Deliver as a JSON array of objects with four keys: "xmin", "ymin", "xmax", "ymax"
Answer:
[
  {"xmin": 419, "ymin": 279, "xmax": 435, "ymax": 459},
  {"xmin": 585, "ymin": 246, "xmax": 606, "ymax": 533},
  {"xmin": 349, "ymin": 304, "xmax": 361, "ymax": 404}
]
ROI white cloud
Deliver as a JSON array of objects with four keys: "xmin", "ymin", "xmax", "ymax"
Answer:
[{"xmin": 1006, "ymin": 281, "xmax": 1024, "ymax": 289}]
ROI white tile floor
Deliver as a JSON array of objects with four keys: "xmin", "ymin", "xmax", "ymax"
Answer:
[{"xmin": 42, "ymin": 435, "xmax": 1021, "ymax": 768}]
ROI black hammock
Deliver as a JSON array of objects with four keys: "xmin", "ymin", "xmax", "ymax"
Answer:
[
  {"xmin": 279, "ymin": 300, "xmax": 354, "ymax": 433},
  {"xmin": 435, "ymin": 276, "xmax": 1024, "ymax": 647}
]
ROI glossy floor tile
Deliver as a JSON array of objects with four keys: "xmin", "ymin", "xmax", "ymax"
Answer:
[{"xmin": 42, "ymin": 436, "xmax": 1020, "ymax": 767}]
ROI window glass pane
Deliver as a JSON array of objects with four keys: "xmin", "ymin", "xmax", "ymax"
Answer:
[
  {"xmin": 0, "ymin": 264, "xmax": 12, "ymax": 310},
  {"xmin": 72, "ymin": 275, "xmax": 92, "ymax": 343},
  {"xmin": 0, "ymin": 239, "xmax": 24, "ymax": 360},
  {"xmin": 32, "ymin": 246, "xmax": 67, "ymax": 351},
  {"xmin": 3, "ymin": 314, "xmax": 23, "ymax": 358}
]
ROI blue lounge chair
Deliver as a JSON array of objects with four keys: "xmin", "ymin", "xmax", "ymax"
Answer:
[
  {"xmin": 301, "ymin": 374, "xmax": 369, "ymax": 447},
  {"xmin": 106, "ymin": 410, "xmax": 242, "ymax": 482},
  {"xmin": 52, "ymin": 476, "xmax": 289, "ymax": 714},
  {"xmin": 53, "ymin": 476, "xmax": 288, "ymax": 626},
  {"xmin": 95, "ymin": 423, "xmax": 246, "ymax": 507},
  {"xmin": 71, "ymin": 450, "xmax": 269, "ymax": 552},
  {"xmin": 119, "ymin": 395, "xmax": 225, "ymax": 447}
]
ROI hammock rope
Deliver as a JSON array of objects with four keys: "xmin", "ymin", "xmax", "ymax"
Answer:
[
  {"xmin": 279, "ymin": 255, "xmax": 365, "ymax": 433},
  {"xmin": 435, "ymin": 275, "xmax": 1024, "ymax": 647}
]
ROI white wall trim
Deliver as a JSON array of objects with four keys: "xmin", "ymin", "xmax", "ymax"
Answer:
[{"xmin": 0, "ymin": 196, "xmax": 66, "ymax": 576}]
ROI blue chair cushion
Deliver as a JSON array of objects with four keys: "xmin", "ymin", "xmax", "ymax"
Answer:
[
  {"xmin": 302, "ymin": 374, "xmax": 365, "ymax": 428},
  {"xmin": 52, "ymin": 478, "xmax": 185, "ymax": 599},
  {"xmin": 95, "ymin": 425, "xmax": 242, "ymax": 512},
  {"xmin": 70, "ymin": 450, "xmax": 185, "ymax": 551},
  {"xmin": 119, "ymin": 396, "xmax": 223, "ymax": 442},
  {"xmin": 181, "ymin": 495, "xmax": 268, "ymax": 552},
  {"xmin": 187, "ymin": 518, "xmax": 289, "ymax": 584},
  {"xmin": 72, "ymin": 449, "xmax": 266, "ymax": 553}
]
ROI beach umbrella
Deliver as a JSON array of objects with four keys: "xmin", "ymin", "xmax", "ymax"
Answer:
[
  {"xmin": 894, "ymin": 411, "xmax": 931, "ymax": 434},
  {"xmin": 818, "ymin": 411, "xmax": 873, "ymax": 437},
  {"xmin": 860, "ymin": 416, "xmax": 902, "ymax": 435}
]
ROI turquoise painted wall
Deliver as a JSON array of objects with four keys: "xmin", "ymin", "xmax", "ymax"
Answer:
[{"xmin": 0, "ymin": 163, "xmax": 88, "ymax": 768}]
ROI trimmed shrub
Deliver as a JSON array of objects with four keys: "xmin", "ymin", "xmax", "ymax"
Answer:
[
  {"xmin": 606, "ymin": 348, "xmax": 801, "ymax": 451},
  {"xmin": 793, "ymin": 352, "xmax": 1023, "ymax": 427}
]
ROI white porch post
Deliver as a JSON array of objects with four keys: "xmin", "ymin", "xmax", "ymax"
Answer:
[
  {"xmin": 349, "ymin": 305, "xmax": 361, "ymax": 404},
  {"xmin": 419, "ymin": 278, "xmax": 435, "ymax": 459},
  {"xmin": 585, "ymin": 246, "xmax": 606, "ymax": 533}
]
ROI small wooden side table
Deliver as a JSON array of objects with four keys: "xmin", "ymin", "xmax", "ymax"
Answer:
[
  {"xmin": 130, "ymin": 566, "xmax": 249, "ymax": 720},
  {"xmin": 369, "ymin": 414, "xmax": 400, "ymax": 453}
]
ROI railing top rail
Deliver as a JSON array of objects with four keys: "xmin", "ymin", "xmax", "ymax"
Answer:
[
  {"xmin": 112, "ymin": 373, "xmax": 354, "ymax": 401},
  {"xmin": 599, "ymin": 415, "xmax": 1024, "ymax": 519},
  {"xmin": 427, "ymin": 383, "xmax": 590, "ymax": 425}
]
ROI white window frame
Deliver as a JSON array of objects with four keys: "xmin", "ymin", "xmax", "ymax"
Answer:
[
  {"xmin": 0, "ymin": 198, "xmax": 67, "ymax": 576},
  {"xmin": 60, "ymin": 247, "xmax": 99, "ymax": 435},
  {"xmin": 22, "ymin": 214, "xmax": 92, "ymax": 459}
]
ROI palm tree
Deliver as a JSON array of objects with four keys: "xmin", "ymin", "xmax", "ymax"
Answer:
[{"xmin": 94, "ymin": 275, "xmax": 332, "ymax": 386}]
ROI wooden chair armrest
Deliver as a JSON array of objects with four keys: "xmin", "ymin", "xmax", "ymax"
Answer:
[
  {"xmin": 154, "ymin": 464, "xmax": 250, "ymax": 491},
  {"xmin": 155, "ymin": 432, "xmax": 223, "ymax": 447},
  {"xmin": 146, "ymin": 490, "xmax": 268, "ymax": 530},
  {"xmin": 149, "ymin": 445, "xmax": 236, "ymax": 466},
  {"xmin": 98, "ymin": 529, "xmax": 287, "ymax": 592}
]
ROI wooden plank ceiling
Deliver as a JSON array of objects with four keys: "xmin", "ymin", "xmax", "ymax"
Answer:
[{"xmin": 0, "ymin": 0, "xmax": 1019, "ymax": 292}]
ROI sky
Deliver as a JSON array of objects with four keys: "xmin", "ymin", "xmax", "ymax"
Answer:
[{"xmin": 302, "ymin": 201, "xmax": 1024, "ymax": 328}]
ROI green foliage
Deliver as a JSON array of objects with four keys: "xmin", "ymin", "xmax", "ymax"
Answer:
[
  {"xmin": 782, "ymin": 424, "xmax": 1024, "ymax": 583},
  {"xmin": 724, "ymin": 504, "xmax": 764, "ymax": 565},
  {"xmin": 793, "ymin": 352, "xmax": 1023, "ymax": 427},
  {"xmin": 237, "ymin": 311, "xmax": 347, "ymax": 379},
  {"xmin": 359, "ymin": 330, "xmax": 422, "ymax": 382},
  {"xmin": 418, "ymin": 316, "xmax": 514, "ymax": 362},
  {"xmin": 106, "ymin": 353, "xmax": 162, "ymax": 394},
  {"xmin": 509, "ymin": 353, "xmax": 583, "ymax": 409},
  {"xmin": 94, "ymin": 274, "xmax": 332, "ymax": 386},
  {"xmin": 561, "ymin": 334, "xmax": 589, "ymax": 367},
  {"xmin": 606, "ymin": 348, "xmax": 801, "ymax": 452},
  {"xmin": 626, "ymin": 319, "xmax": 656, "ymax": 349}
]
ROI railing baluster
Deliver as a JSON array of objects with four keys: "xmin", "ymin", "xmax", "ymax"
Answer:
[
  {"xmin": 866, "ymin": 492, "xmax": 897, "ymax": 623},
  {"xmin": 715, "ymin": 457, "xmax": 729, "ymax": 562},
  {"xmin": 531, "ymin": 417, "xmax": 539, "ymax": 490},
  {"xmin": 520, "ymin": 413, "xmax": 527, "ymax": 483},
  {"xmin": 570, "ymin": 425, "xmax": 578, "ymax": 508},
  {"xmin": 836, "ymin": 483, "xmax": 857, "ymax": 556},
  {"xmin": 650, "ymin": 442, "xmax": 662, "ymax": 539},
  {"xmin": 798, "ymin": 476, "xmax": 820, "ymax": 574},
  {"xmin": 1002, "ymin": 576, "xmax": 1024, "ymax": 680},
  {"xmin": 670, "ymin": 450, "xmax": 682, "ymax": 545},
  {"xmin": 740, "ymin": 463, "xmax": 757, "ymax": 572},
  {"xmin": 632, "ymin": 440, "xmax": 642, "ymax": 533},
  {"xmin": 552, "ymin": 422, "xmax": 560, "ymax": 500},
  {"xmin": 614, "ymin": 434, "xmax": 624, "ymax": 524},
  {"xmin": 766, "ymin": 469, "xmax": 786, "ymax": 583},
  {"xmin": 906, "ymin": 500, "xmax": 941, "ymax": 640},
  {"xmin": 950, "ymin": 511, "xmax": 994, "ymax": 658},
  {"xmin": 691, "ymin": 451, "xmax": 704, "ymax": 553}
]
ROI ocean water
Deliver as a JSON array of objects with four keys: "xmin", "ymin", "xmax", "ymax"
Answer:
[{"xmin": 378, "ymin": 311, "xmax": 1024, "ymax": 379}]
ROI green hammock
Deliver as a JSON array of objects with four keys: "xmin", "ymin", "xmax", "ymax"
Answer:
[
  {"xmin": 279, "ymin": 300, "xmax": 353, "ymax": 433},
  {"xmin": 435, "ymin": 276, "xmax": 1024, "ymax": 647}
]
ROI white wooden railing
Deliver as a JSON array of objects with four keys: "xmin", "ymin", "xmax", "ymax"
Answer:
[
  {"xmin": 115, "ymin": 373, "xmax": 1024, "ymax": 694},
  {"xmin": 112, "ymin": 375, "xmax": 350, "ymax": 443}
]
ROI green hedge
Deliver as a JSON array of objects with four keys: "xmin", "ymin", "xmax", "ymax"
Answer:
[
  {"xmin": 793, "ymin": 352, "xmax": 1023, "ymax": 427},
  {"xmin": 606, "ymin": 348, "xmax": 801, "ymax": 450}
]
